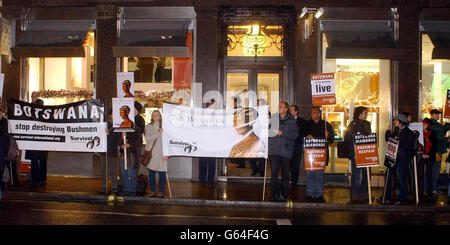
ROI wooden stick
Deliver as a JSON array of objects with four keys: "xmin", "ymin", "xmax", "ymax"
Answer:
[
  {"xmin": 414, "ymin": 156, "xmax": 419, "ymax": 204},
  {"xmin": 382, "ymin": 168, "xmax": 390, "ymax": 204},
  {"xmin": 262, "ymin": 158, "xmax": 268, "ymax": 201},
  {"xmin": 123, "ymin": 133, "xmax": 128, "ymax": 170},
  {"xmin": 367, "ymin": 166, "xmax": 372, "ymax": 204},
  {"xmin": 164, "ymin": 158, "xmax": 172, "ymax": 198}
]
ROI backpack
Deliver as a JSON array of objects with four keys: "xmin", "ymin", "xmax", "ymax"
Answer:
[{"xmin": 5, "ymin": 136, "xmax": 19, "ymax": 161}]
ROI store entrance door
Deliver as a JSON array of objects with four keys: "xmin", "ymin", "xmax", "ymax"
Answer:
[{"xmin": 223, "ymin": 69, "xmax": 281, "ymax": 178}]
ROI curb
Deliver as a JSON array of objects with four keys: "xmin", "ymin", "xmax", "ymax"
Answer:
[{"xmin": 2, "ymin": 191, "xmax": 450, "ymax": 213}]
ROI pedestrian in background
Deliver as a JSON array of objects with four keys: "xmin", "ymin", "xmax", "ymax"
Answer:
[
  {"xmin": 344, "ymin": 106, "xmax": 371, "ymax": 203},
  {"xmin": 268, "ymin": 101, "xmax": 298, "ymax": 202},
  {"xmin": 303, "ymin": 106, "xmax": 334, "ymax": 203},
  {"xmin": 288, "ymin": 104, "xmax": 307, "ymax": 187},
  {"xmin": 99, "ymin": 109, "xmax": 119, "ymax": 195},
  {"xmin": 26, "ymin": 99, "xmax": 48, "ymax": 188},
  {"xmin": 429, "ymin": 109, "xmax": 450, "ymax": 196},
  {"xmin": 418, "ymin": 118, "xmax": 437, "ymax": 201},
  {"xmin": 145, "ymin": 110, "xmax": 168, "ymax": 198}
]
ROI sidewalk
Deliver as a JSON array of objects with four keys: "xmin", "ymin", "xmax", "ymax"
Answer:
[{"xmin": 2, "ymin": 175, "xmax": 449, "ymax": 213}]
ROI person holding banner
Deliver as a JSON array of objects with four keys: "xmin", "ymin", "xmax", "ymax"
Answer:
[
  {"xmin": 344, "ymin": 106, "xmax": 371, "ymax": 203},
  {"xmin": 418, "ymin": 118, "xmax": 437, "ymax": 200},
  {"xmin": 144, "ymin": 110, "xmax": 168, "ymax": 198},
  {"xmin": 268, "ymin": 101, "xmax": 298, "ymax": 202},
  {"xmin": 303, "ymin": 106, "xmax": 334, "ymax": 202},
  {"xmin": 117, "ymin": 102, "xmax": 145, "ymax": 196},
  {"xmin": 429, "ymin": 109, "xmax": 450, "ymax": 196}
]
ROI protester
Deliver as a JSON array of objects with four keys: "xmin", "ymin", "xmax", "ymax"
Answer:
[
  {"xmin": 0, "ymin": 107, "xmax": 9, "ymax": 197},
  {"xmin": 232, "ymin": 97, "xmax": 246, "ymax": 168},
  {"xmin": 303, "ymin": 107, "xmax": 334, "ymax": 202},
  {"xmin": 25, "ymin": 99, "xmax": 48, "ymax": 187},
  {"xmin": 288, "ymin": 104, "xmax": 308, "ymax": 186},
  {"xmin": 3, "ymin": 108, "xmax": 20, "ymax": 189},
  {"xmin": 117, "ymin": 102, "xmax": 145, "ymax": 196},
  {"xmin": 199, "ymin": 100, "xmax": 217, "ymax": 188},
  {"xmin": 343, "ymin": 106, "xmax": 371, "ymax": 203},
  {"xmin": 99, "ymin": 109, "xmax": 119, "ymax": 195},
  {"xmin": 268, "ymin": 101, "xmax": 298, "ymax": 202},
  {"xmin": 144, "ymin": 110, "xmax": 168, "ymax": 198},
  {"xmin": 429, "ymin": 109, "xmax": 450, "ymax": 196},
  {"xmin": 249, "ymin": 99, "xmax": 267, "ymax": 177},
  {"xmin": 418, "ymin": 118, "xmax": 437, "ymax": 201}
]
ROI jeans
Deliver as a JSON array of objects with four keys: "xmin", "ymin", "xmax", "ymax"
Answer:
[
  {"xmin": 270, "ymin": 155, "xmax": 291, "ymax": 199},
  {"xmin": 350, "ymin": 159, "xmax": 368, "ymax": 200},
  {"xmin": 148, "ymin": 169, "xmax": 166, "ymax": 193},
  {"xmin": 432, "ymin": 161, "xmax": 441, "ymax": 193},
  {"xmin": 30, "ymin": 157, "xmax": 47, "ymax": 185},
  {"xmin": 5, "ymin": 161, "xmax": 20, "ymax": 187},
  {"xmin": 100, "ymin": 154, "xmax": 118, "ymax": 192},
  {"xmin": 290, "ymin": 146, "xmax": 302, "ymax": 185},
  {"xmin": 306, "ymin": 171, "xmax": 324, "ymax": 198},
  {"xmin": 199, "ymin": 157, "xmax": 216, "ymax": 185},
  {"xmin": 249, "ymin": 158, "xmax": 265, "ymax": 177},
  {"xmin": 418, "ymin": 158, "xmax": 433, "ymax": 196},
  {"xmin": 119, "ymin": 156, "xmax": 136, "ymax": 195}
]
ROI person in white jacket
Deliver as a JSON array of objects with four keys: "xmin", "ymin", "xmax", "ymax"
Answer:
[{"xmin": 144, "ymin": 110, "xmax": 168, "ymax": 198}]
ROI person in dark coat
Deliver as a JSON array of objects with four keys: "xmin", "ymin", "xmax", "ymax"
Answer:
[
  {"xmin": 0, "ymin": 107, "xmax": 10, "ymax": 196},
  {"xmin": 268, "ymin": 101, "xmax": 298, "ymax": 202},
  {"xmin": 116, "ymin": 101, "xmax": 145, "ymax": 196},
  {"xmin": 25, "ymin": 99, "xmax": 48, "ymax": 187},
  {"xmin": 383, "ymin": 114, "xmax": 417, "ymax": 204},
  {"xmin": 99, "ymin": 109, "xmax": 120, "ymax": 195},
  {"xmin": 303, "ymin": 106, "xmax": 334, "ymax": 203},
  {"xmin": 288, "ymin": 105, "xmax": 308, "ymax": 186},
  {"xmin": 418, "ymin": 118, "xmax": 437, "ymax": 200},
  {"xmin": 343, "ymin": 106, "xmax": 371, "ymax": 203},
  {"xmin": 199, "ymin": 100, "xmax": 217, "ymax": 188}
]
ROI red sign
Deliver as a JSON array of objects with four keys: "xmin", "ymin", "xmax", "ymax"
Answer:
[
  {"xmin": 303, "ymin": 138, "xmax": 327, "ymax": 171},
  {"xmin": 354, "ymin": 133, "xmax": 379, "ymax": 168}
]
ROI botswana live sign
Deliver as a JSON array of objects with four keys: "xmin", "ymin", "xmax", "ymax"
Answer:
[
  {"xmin": 311, "ymin": 73, "xmax": 336, "ymax": 106},
  {"xmin": 7, "ymin": 98, "xmax": 107, "ymax": 152},
  {"xmin": 303, "ymin": 137, "xmax": 327, "ymax": 171},
  {"xmin": 354, "ymin": 133, "xmax": 379, "ymax": 168}
]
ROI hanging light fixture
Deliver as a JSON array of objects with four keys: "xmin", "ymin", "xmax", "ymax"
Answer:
[{"xmin": 298, "ymin": 7, "xmax": 324, "ymax": 41}]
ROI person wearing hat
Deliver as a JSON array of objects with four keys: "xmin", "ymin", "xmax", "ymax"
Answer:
[
  {"xmin": 116, "ymin": 101, "xmax": 145, "ymax": 196},
  {"xmin": 384, "ymin": 114, "xmax": 417, "ymax": 204},
  {"xmin": 429, "ymin": 109, "xmax": 450, "ymax": 197}
]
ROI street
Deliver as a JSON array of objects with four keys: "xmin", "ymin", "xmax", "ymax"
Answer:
[{"xmin": 1, "ymin": 199, "xmax": 449, "ymax": 225}]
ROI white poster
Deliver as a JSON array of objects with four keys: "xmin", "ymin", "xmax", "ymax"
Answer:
[
  {"xmin": 117, "ymin": 72, "xmax": 135, "ymax": 98},
  {"xmin": 112, "ymin": 97, "xmax": 135, "ymax": 132},
  {"xmin": 162, "ymin": 103, "xmax": 268, "ymax": 158},
  {"xmin": 409, "ymin": 122, "xmax": 424, "ymax": 146},
  {"xmin": 311, "ymin": 73, "xmax": 336, "ymax": 106},
  {"xmin": 7, "ymin": 98, "xmax": 106, "ymax": 152}
]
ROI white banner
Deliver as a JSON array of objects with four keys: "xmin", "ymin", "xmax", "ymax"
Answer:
[
  {"xmin": 7, "ymin": 99, "xmax": 106, "ymax": 152},
  {"xmin": 162, "ymin": 103, "xmax": 268, "ymax": 158},
  {"xmin": 0, "ymin": 73, "xmax": 4, "ymax": 101},
  {"xmin": 409, "ymin": 122, "xmax": 424, "ymax": 146}
]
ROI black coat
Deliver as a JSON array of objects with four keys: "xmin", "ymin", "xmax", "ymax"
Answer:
[
  {"xmin": 303, "ymin": 119, "xmax": 335, "ymax": 165},
  {"xmin": 294, "ymin": 116, "xmax": 308, "ymax": 149},
  {"xmin": 116, "ymin": 114, "xmax": 145, "ymax": 169},
  {"xmin": 395, "ymin": 126, "xmax": 417, "ymax": 165},
  {"xmin": 344, "ymin": 119, "xmax": 372, "ymax": 159}
]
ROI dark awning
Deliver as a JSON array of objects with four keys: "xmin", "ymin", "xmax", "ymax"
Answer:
[
  {"xmin": 421, "ymin": 21, "xmax": 450, "ymax": 59},
  {"xmin": 11, "ymin": 19, "xmax": 93, "ymax": 58},
  {"xmin": 113, "ymin": 19, "xmax": 191, "ymax": 57},
  {"xmin": 322, "ymin": 20, "xmax": 399, "ymax": 59}
]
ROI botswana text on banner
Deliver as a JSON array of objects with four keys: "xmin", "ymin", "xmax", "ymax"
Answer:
[
  {"xmin": 7, "ymin": 98, "xmax": 107, "ymax": 152},
  {"xmin": 311, "ymin": 73, "xmax": 336, "ymax": 106},
  {"xmin": 354, "ymin": 133, "xmax": 379, "ymax": 168},
  {"xmin": 162, "ymin": 103, "xmax": 268, "ymax": 158},
  {"xmin": 384, "ymin": 137, "xmax": 399, "ymax": 168},
  {"xmin": 303, "ymin": 137, "xmax": 327, "ymax": 171}
]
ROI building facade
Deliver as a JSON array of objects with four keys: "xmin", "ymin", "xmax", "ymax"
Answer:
[{"xmin": 1, "ymin": 0, "xmax": 450, "ymax": 182}]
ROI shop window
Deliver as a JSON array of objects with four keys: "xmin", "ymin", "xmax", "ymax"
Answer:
[
  {"xmin": 27, "ymin": 31, "xmax": 95, "ymax": 105},
  {"xmin": 322, "ymin": 35, "xmax": 391, "ymax": 173},
  {"xmin": 227, "ymin": 25, "xmax": 283, "ymax": 57},
  {"xmin": 420, "ymin": 33, "xmax": 450, "ymax": 174}
]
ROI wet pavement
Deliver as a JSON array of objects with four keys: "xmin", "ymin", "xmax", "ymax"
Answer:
[
  {"xmin": 2, "ymin": 175, "xmax": 449, "ymax": 207},
  {"xmin": 1, "ymin": 199, "xmax": 450, "ymax": 225}
]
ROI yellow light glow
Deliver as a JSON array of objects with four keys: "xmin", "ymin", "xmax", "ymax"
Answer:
[
  {"xmin": 250, "ymin": 24, "xmax": 260, "ymax": 35},
  {"xmin": 90, "ymin": 47, "xmax": 94, "ymax": 56}
]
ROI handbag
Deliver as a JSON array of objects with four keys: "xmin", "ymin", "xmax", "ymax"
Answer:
[{"xmin": 140, "ymin": 139, "xmax": 157, "ymax": 166}]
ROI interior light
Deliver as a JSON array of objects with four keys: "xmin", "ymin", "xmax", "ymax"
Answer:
[
  {"xmin": 299, "ymin": 7, "xmax": 307, "ymax": 18},
  {"xmin": 90, "ymin": 47, "xmax": 94, "ymax": 56},
  {"xmin": 251, "ymin": 24, "xmax": 260, "ymax": 35},
  {"xmin": 315, "ymin": 7, "xmax": 324, "ymax": 19}
]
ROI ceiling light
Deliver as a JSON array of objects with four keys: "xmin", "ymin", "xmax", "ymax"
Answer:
[
  {"xmin": 315, "ymin": 7, "xmax": 324, "ymax": 19},
  {"xmin": 299, "ymin": 7, "xmax": 307, "ymax": 18}
]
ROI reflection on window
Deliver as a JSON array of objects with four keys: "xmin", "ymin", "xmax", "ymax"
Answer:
[
  {"xmin": 421, "ymin": 34, "xmax": 450, "ymax": 119},
  {"xmin": 227, "ymin": 25, "xmax": 283, "ymax": 57},
  {"xmin": 125, "ymin": 57, "xmax": 173, "ymax": 83}
]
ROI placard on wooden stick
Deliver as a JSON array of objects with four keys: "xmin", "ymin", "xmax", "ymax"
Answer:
[
  {"xmin": 354, "ymin": 133, "xmax": 379, "ymax": 168},
  {"xmin": 311, "ymin": 73, "xmax": 336, "ymax": 106},
  {"xmin": 303, "ymin": 137, "xmax": 327, "ymax": 171}
]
